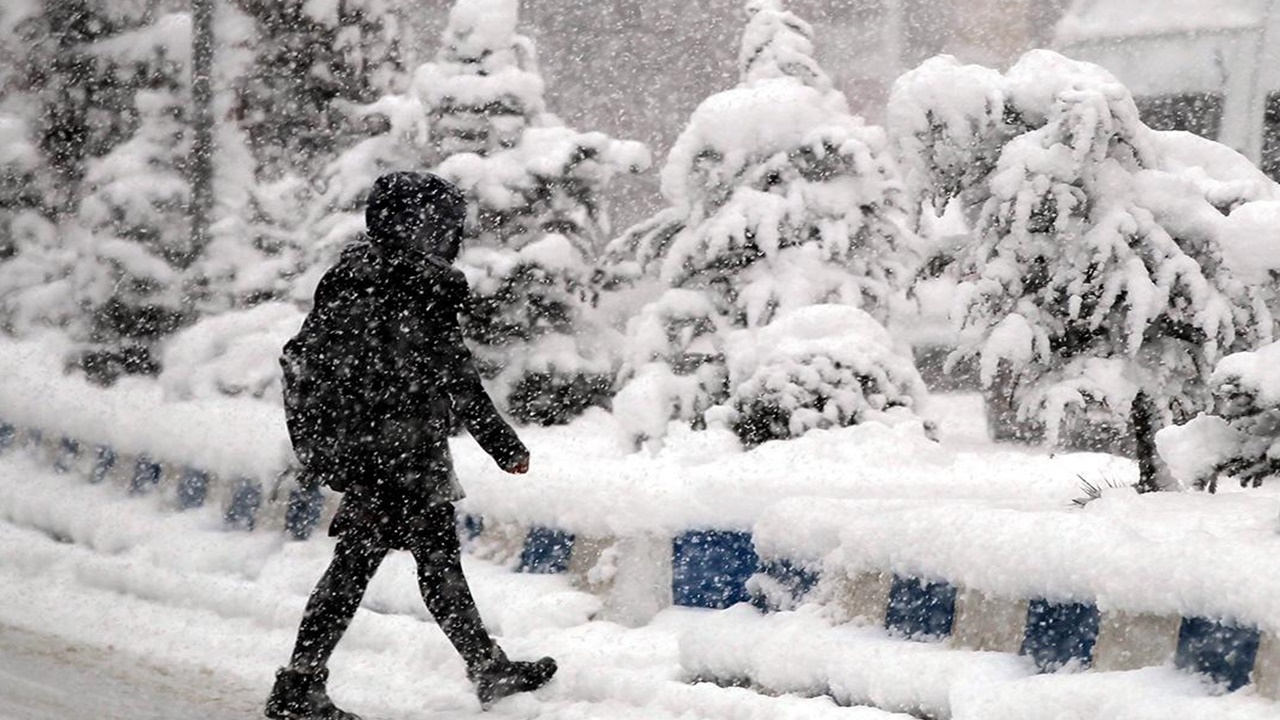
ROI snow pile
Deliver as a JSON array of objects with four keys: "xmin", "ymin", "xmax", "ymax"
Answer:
[
  {"xmin": 1214, "ymin": 340, "xmax": 1280, "ymax": 406},
  {"xmin": 682, "ymin": 605, "xmax": 1032, "ymax": 718},
  {"xmin": 683, "ymin": 606, "xmax": 1279, "ymax": 720},
  {"xmin": 0, "ymin": 336, "xmax": 1131, "ymax": 539},
  {"xmin": 891, "ymin": 50, "xmax": 1275, "ymax": 447},
  {"xmin": 1157, "ymin": 340, "xmax": 1280, "ymax": 490},
  {"xmin": 0, "ymin": 115, "xmax": 38, "ymax": 170},
  {"xmin": 87, "ymin": 10, "xmax": 193, "ymax": 65},
  {"xmin": 0, "ymin": 215, "xmax": 67, "ymax": 333},
  {"xmin": 158, "ymin": 302, "xmax": 305, "ymax": 402},
  {"xmin": 1220, "ymin": 201, "xmax": 1280, "ymax": 284},
  {"xmin": 455, "ymin": 406, "xmax": 1133, "ymax": 537},
  {"xmin": 3, "ymin": 450, "xmax": 1275, "ymax": 720}
]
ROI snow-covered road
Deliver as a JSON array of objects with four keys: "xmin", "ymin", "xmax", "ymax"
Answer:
[
  {"xmin": 0, "ymin": 623, "xmax": 260, "ymax": 720},
  {"xmin": 0, "ymin": 453, "xmax": 896, "ymax": 720}
]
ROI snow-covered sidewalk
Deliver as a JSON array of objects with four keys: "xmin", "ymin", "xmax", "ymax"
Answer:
[{"xmin": 0, "ymin": 453, "xmax": 896, "ymax": 720}]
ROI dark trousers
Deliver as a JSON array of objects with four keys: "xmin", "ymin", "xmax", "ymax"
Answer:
[{"xmin": 287, "ymin": 503, "xmax": 498, "ymax": 674}]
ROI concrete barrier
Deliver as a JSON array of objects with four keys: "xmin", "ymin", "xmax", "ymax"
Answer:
[{"xmin": 7, "ymin": 417, "xmax": 1278, "ymax": 704}]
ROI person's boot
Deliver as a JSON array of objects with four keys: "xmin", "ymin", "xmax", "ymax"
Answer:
[
  {"xmin": 467, "ymin": 656, "xmax": 558, "ymax": 709},
  {"xmin": 264, "ymin": 667, "xmax": 361, "ymax": 720}
]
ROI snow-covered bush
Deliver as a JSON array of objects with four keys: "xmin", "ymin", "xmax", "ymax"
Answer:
[
  {"xmin": 612, "ymin": 290, "xmax": 729, "ymax": 449},
  {"xmin": 891, "ymin": 51, "xmax": 1275, "ymax": 488},
  {"xmin": 608, "ymin": 0, "xmax": 922, "ymax": 448},
  {"xmin": 711, "ymin": 305, "xmax": 928, "ymax": 447},
  {"xmin": 1157, "ymin": 341, "xmax": 1280, "ymax": 491}
]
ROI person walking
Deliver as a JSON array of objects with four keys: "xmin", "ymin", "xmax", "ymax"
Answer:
[{"xmin": 266, "ymin": 172, "xmax": 557, "ymax": 720}]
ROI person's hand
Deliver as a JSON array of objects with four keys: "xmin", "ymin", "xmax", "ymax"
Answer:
[{"xmin": 505, "ymin": 453, "xmax": 530, "ymax": 475}]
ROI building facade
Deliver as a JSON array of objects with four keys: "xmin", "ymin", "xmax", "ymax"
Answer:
[{"xmin": 1056, "ymin": 0, "xmax": 1280, "ymax": 178}]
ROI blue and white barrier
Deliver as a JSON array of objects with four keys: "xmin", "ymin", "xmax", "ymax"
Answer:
[
  {"xmin": 12, "ymin": 414, "xmax": 1270, "ymax": 705},
  {"xmin": 726, "ymin": 497, "xmax": 1280, "ymax": 706},
  {"xmin": 0, "ymin": 417, "xmax": 325, "ymax": 540}
]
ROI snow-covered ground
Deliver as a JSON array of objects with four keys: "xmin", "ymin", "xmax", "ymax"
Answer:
[{"xmin": 0, "ymin": 452, "xmax": 898, "ymax": 720}]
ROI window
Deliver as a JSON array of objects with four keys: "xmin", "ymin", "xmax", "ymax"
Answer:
[{"xmin": 1134, "ymin": 93, "xmax": 1224, "ymax": 139}]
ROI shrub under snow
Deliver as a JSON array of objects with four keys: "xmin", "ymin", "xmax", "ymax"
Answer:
[
  {"xmin": 1158, "ymin": 340, "xmax": 1280, "ymax": 491},
  {"xmin": 709, "ymin": 305, "xmax": 928, "ymax": 447}
]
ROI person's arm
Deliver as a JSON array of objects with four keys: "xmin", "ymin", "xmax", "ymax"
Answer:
[{"xmin": 437, "ymin": 270, "xmax": 529, "ymax": 472}]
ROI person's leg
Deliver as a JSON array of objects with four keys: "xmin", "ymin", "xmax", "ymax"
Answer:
[
  {"xmin": 266, "ymin": 533, "xmax": 387, "ymax": 719},
  {"xmin": 289, "ymin": 533, "xmax": 388, "ymax": 672},
  {"xmin": 409, "ymin": 504, "xmax": 500, "ymax": 672},
  {"xmin": 410, "ymin": 504, "xmax": 556, "ymax": 708}
]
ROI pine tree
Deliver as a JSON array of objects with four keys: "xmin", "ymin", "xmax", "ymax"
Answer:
[
  {"xmin": 435, "ymin": 1, "xmax": 647, "ymax": 425},
  {"xmin": 892, "ymin": 51, "xmax": 1274, "ymax": 489},
  {"xmin": 416, "ymin": 0, "xmax": 543, "ymax": 163},
  {"xmin": 71, "ymin": 20, "xmax": 196, "ymax": 383},
  {"xmin": 0, "ymin": 5, "xmax": 218, "ymax": 340},
  {"xmin": 310, "ymin": 0, "xmax": 647, "ymax": 424},
  {"xmin": 13, "ymin": 0, "xmax": 145, "ymax": 214},
  {"xmin": 232, "ymin": 0, "xmax": 407, "ymax": 179},
  {"xmin": 607, "ymin": 0, "xmax": 923, "ymax": 449}
]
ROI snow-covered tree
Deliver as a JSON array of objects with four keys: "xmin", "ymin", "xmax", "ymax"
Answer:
[
  {"xmin": 608, "ymin": 0, "xmax": 923, "ymax": 449},
  {"xmin": 1157, "ymin": 340, "xmax": 1280, "ymax": 492},
  {"xmin": 309, "ymin": 0, "xmax": 647, "ymax": 425},
  {"xmin": 892, "ymin": 51, "xmax": 1275, "ymax": 490},
  {"xmin": 232, "ymin": 0, "xmax": 407, "ymax": 179},
  {"xmin": 0, "ymin": 115, "xmax": 42, "ymax": 261},
  {"xmin": 0, "ymin": 113, "xmax": 65, "ymax": 333},
  {"xmin": 417, "ymin": 0, "xmax": 543, "ymax": 162},
  {"xmin": 188, "ymin": 4, "xmax": 306, "ymax": 315},
  {"xmin": 72, "ymin": 70, "xmax": 194, "ymax": 382}
]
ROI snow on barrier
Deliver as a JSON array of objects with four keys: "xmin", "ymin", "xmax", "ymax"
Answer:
[{"xmin": 671, "ymin": 495, "xmax": 1280, "ymax": 715}]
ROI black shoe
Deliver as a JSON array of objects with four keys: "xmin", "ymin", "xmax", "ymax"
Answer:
[
  {"xmin": 469, "ymin": 657, "xmax": 558, "ymax": 709},
  {"xmin": 265, "ymin": 667, "xmax": 361, "ymax": 720}
]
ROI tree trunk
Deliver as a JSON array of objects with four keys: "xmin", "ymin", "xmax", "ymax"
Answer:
[
  {"xmin": 188, "ymin": 0, "xmax": 215, "ymax": 267},
  {"xmin": 1132, "ymin": 389, "xmax": 1161, "ymax": 493}
]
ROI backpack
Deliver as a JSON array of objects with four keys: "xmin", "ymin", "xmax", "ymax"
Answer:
[{"xmin": 279, "ymin": 328, "xmax": 354, "ymax": 492}]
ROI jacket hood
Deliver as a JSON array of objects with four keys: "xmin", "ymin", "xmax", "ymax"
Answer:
[{"xmin": 365, "ymin": 172, "xmax": 467, "ymax": 262}]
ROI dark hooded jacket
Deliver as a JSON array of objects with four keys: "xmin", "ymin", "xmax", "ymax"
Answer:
[{"xmin": 289, "ymin": 172, "xmax": 526, "ymax": 547}]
